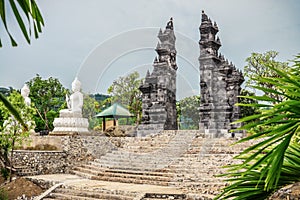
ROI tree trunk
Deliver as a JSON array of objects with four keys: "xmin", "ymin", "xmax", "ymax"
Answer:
[
  {"xmin": 9, "ymin": 130, "xmax": 16, "ymax": 182},
  {"xmin": 44, "ymin": 110, "xmax": 49, "ymax": 131}
]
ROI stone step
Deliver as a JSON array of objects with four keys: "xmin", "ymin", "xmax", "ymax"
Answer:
[
  {"xmin": 79, "ymin": 164, "xmax": 174, "ymax": 177},
  {"xmin": 175, "ymin": 156, "xmax": 237, "ymax": 162},
  {"xmin": 72, "ymin": 167, "xmax": 173, "ymax": 182},
  {"xmin": 93, "ymin": 160, "xmax": 172, "ymax": 169},
  {"xmin": 71, "ymin": 170, "xmax": 172, "ymax": 186},
  {"xmin": 91, "ymin": 163, "xmax": 168, "ymax": 171},
  {"xmin": 91, "ymin": 174, "xmax": 171, "ymax": 186},
  {"xmin": 96, "ymin": 155, "xmax": 179, "ymax": 162},
  {"xmin": 97, "ymin": 157, "xmax": 173, "ymax": 164},
  {"xmin": 102, "ymin": 148, "xmax": 189, "ymax": 158},
  {"xmin": 70, "ymin": 170, "xmax": 93, "ymax": 179},
  {"xmin": 51, "ymin": 188, "xmax": 136, "ymax": 200},
  {"xmin": 143, "ymin": 193, "xmax": 186, "ymax": 199},
  {"xmin": 172, "ymin": 172, "xmax": 225, "ymax": 178},
  {"xmin": 48, "ymin": 193, "xmax": 103, "ymax": 200},
  {"xmin": 183, "ymin": 152, "xmax": 239, "ymax": 156},
  {"xmin": 172, "ymin": 177, "xmax": 226, "ymax": 183},
  {"xmin": 169, "ymin": 164, "xmax": 231, "ymax": 169},
  {"xmin": 90, "ymin": 161, "xmax": 170, "ymax": 171}
]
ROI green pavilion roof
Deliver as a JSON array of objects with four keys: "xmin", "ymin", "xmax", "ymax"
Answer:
[{"xmin": 95, "ymin": 103, "xmax": 133, "ymax": 118}]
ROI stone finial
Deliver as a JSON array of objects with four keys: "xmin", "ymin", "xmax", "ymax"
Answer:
[
  {"xmin": 201, "ymin": 10, "xmax": 208, "ymax": 22},
  {"xmin": 214, "ymin": 21, "xmax": 218, "ymax": 28},
  {"xmin": 146, "ymin": 70, "xmax": 150, "ymax": 78},
  {"xmin": 166, "ymin": 17, "xmax": 173, "ymax": 30},
  {"xmin": 208, "ymin": 18, "xmax": 212, "ymax": 25},
  {"xmin": 216, "ymin": 36, "xmax": 221, "ymax": 44},
  {"xmin": 158, "ymin": 28, "xmax": 163, "ymax": 36},
  {"xmin": 218, "ymin": 53, "xmax": 224, "ymax": 61}
]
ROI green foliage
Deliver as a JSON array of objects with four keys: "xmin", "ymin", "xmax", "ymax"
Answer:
[
  {"xmin": 244, "ymin": 51, "xmax": 289, "ymax": 101},
  {"xmin": 0, "ymin": 0, "xmax": 44, "ymax": 47},
  {"xmin": 82, "ymin": 94, "xmax": 100, "ymax": 129},
  {"xmin": 0, "ymin": 91, "xmax": 34, "ymax": 180},
  {"xmin": 0, "ymin": 187, "xmax": 8, "ymax": 200},
  {"xmin": 107, "ymin": 72, "xmax": 143, "ymax": 124},
  {"xmin": 177, "ymin": 95, "xmax": 200, "ymax": 129},
  {"xmin": 1, "ymin": 168, "xmax": 9, "ymax": 180},
  {"xmin": 0, "ymin": 92, "xmax": 28, "ymax": 131},
  {"xmin": 27, "ymin": 74, "xmax": 67, "ymax": 132},
  {"xmin": 45, "ymin": 110, "xmax": 58, "ymax": 131},
  {"xmin": 216, "ymin": 54, "xmax": 300, "ymax": 200},
  {"xmin": 0, "ymin": 91, "xmax": 35, "ymax": 129},
  {"xmin": 239, "ymin": 89, "xmax": 259, "ymax": 118}
]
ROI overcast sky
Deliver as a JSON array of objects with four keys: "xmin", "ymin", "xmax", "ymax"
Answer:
[{"xmin": 0, "ymin": 0, "xmax": 299, "ymax": 99}]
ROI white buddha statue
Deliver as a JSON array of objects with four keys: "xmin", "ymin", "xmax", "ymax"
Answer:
[
  {"xmin": 21, "ymin": 84, "xmax": 31, "ymax": 106},
  {"xmin": 60, "ymin": 77, "xmax": 83, "ymax": 118},
  {"xmin": 52, "ymin": 77, "xmax": 89, "ymax": 134}
]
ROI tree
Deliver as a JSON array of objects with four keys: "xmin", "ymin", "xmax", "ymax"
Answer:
[
  {"xmin": 216, "ymin": 54, "xmax": 300, "ymax": 200},
  {"xmin": 0, "ymin": 91, "xmax": 35, "ymax": 181},
  {"xmin": 82, "ymin": 94, "xmax": 100, "ymax": 129},
  {"xmin": 27, "ymin": 74, "xmax": 67, "ymax": 132},
  {"xmin": 0, "ymin": 0, "xmax": 44, "ymax": 47},
  {"xmin": 177, "ymin": 95, "xmax": 200, "ymax": 129},
  {"xmin": 244, "ymin": 51, "xmax": 289, "ymax": 101},
  {"xmin": 107, "ymin": 72, "xmax": 143, "ymax": 124},
  {"xmin": 239, "ymin": 89, "xmax": 259, "ymax": 118}
]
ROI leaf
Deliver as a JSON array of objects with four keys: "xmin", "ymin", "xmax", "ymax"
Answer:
[
  {"xmin": 216, "ymin": 54, "xmax": 300, "ymax": 199},
  {"xmin": 0, "ymin": 93, "xmax": 28, "ymax": 131},
  {"xmin": 1, "ymin": 0, "xmax": 44, "ymax": 47},
  {"xmin": 9, "ymin": 0, "xmax": 30, "ymax": 43},
  {"xmin": 0, "ymin": 0, "xmax": 18, "ymax": 46}
]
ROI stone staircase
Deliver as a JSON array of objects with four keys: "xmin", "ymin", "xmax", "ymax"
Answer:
[
  {"xmin": 71, "ymin": 131, "xmax": 197, "ymax": 186},
  {"xmin": 45, "ymin": 131, "xmax": 252, "ymax": 199}
]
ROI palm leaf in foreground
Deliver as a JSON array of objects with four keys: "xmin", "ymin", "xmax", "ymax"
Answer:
[
  {"xmin": 0, "ymin": 93, "xmax": 28, "ymax": 131},
  {"xmin": 215, "ymin": 55, "xmax": 300, "ymax": 200},
  {"xmin": 0, "ymin": 0, "xmax": 44, "ymax": 47}
]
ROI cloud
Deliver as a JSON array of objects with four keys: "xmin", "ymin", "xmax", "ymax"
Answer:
[{"xmin": 0, "ymin": 0, "xmax": 299, "ymax": 98}]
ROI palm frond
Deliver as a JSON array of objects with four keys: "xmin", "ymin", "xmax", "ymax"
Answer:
[
  {"xmin": 0, "ymin": 93, "xmax": 28, "ymax": 131},
  {"xmin": 0, "ymin": 0, "xmax": 44, "ymax": 47},
  {"xmin": 215, "ymin": 54, "xmax": 300, "ymax": 199}
]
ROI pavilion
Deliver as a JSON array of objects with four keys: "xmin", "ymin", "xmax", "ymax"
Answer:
[{"xmin": 95, "ymin": 103, "xmax": 133, "ymax": 131}]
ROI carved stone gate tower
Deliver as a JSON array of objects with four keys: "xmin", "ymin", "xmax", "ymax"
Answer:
[
  {"xmin": 138, "ymin": 18, "xmax": 178, "ymax": 136},
  {"xmin": 199, "ymin": 11, "xmax": 244, "ymax": 137}
]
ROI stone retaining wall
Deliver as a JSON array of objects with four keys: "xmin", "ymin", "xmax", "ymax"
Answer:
[
  {"xmin": 13, "ymin": 150, "xmax": 67, "ymax": 175},
  {"xmin": 13, "ymin": 134, "xmax": 118, "ymax": 175},
  {"xmin": 61, "ymin": 135, "xmax": 117, "ymax": 161}
]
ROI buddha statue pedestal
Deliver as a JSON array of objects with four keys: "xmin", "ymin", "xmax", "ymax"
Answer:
[{"xmin": 51, "ymin": 112, "xmax": 89, "ymax": 135}]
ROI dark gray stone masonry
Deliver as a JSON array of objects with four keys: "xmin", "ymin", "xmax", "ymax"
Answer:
[
  {"xmin": 138, "ymin": 18, "xmax": 178, "ymax": 136},
  {"xmin": 199, "ymin": 11, "xmax": 244, "ymax": 137}
]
